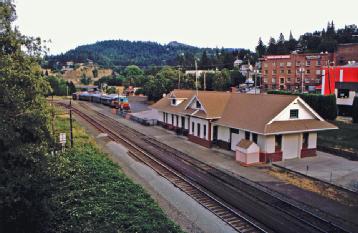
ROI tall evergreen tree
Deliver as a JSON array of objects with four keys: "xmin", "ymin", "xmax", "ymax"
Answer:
[
  {"xmin": 200, "ymin": 50, "xmax": 210, "ymax": 69},
  {"xmin": 255, "ymin": 37, "xmax": 266, "ymax": 58},
  {"xmin": 267, "ymin": 37, "xmax": 277, "ymax": 54}
]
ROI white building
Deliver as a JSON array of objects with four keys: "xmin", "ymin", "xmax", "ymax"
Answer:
[{"xmin": 151, "ymin": 90, "xmax": 337, "ymax": 163}]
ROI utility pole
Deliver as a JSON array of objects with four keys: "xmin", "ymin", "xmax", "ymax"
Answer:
[
  {"xmin": 69, "ymin": 108, "xmax": 73, "ymax": 148},
  {"xmin": 254, "ymin": 69, "xmax": 257, "ymax": 94},
  {"xmin": 178, "ymin": 68, "xmax": 181, "ymax": 89},
  {"xmin": 195, "ymin": 60, "xmax": 198, "ymax": 95},
  {"xmin": 203, "ymin": 72, "xmax": 206, "ymax": 91}
]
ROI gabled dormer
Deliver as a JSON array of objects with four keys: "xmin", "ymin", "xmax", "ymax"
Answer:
[
  {"xmin": 268, "ymin": 97, "xmax": 324, "ymax": 123},
  {"xmin": 185, "ymin": 95, "xmax": 205, "ymax": 111},
  {"xmin": 169, "ymin": 92, "xmax": 187, "ymax": 107}
]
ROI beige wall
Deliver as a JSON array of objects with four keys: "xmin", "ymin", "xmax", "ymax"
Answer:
[
  {"xmin": 190, "ymin": 117, "xmax": 209, "ymax": 140},
  {"xmin": 282, "ymin": 133, "xmax": 301, "ymax": 159},
  {"xmin": 274, "ymin": 100, "xmax": 315, "ymax": 121}
]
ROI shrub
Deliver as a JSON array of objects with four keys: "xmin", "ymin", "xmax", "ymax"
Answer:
[
  {"xmin": 135, "ymin": 88, "xmax": 145, "ymax": 95},
  {"xmin": 353, "ymin": 97, "xmax": 358, "ymax": 123}
]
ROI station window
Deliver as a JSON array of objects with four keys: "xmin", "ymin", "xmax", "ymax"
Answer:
[
  {"xmin": 290, "ymin": 109, "xmax": 299, "ymax": 119},
  {"xmin": 303, "ymin": 133, "xmax": 309, "ymax": 148},
  {"xmin": 171, "ymin": 98, "xmax": 176, "ymax": 105},
  {"xmin": 252, "ymin": 133, "xmax": 258, "ymax": 144},
  {"xmin": 245, "ymin": 131, "xmax": 250, "ymax": 140},
  {"xmin": 197, "ymin": 123, "xmax": 201, "ymax": 137},
  {"xmin": 196, "ymin": 100, "xmax": 201, "ymax": 109},
  {"xmin": 275, "ymin": 135, "xmax": 282, "ymax": 150},
  {"xmin": 280, "ymin": 69, "xmax": 284, "ymax": 74},
  {"xmin": 171, "ymin": 114, "xmax": 174, "ymax": 125},
  {"xmin": 163, "ymin": 112, "xmax": 165, "ymax": 122},
  {"xmin": 176, "ymin": 115, "xmax": 179, "ymax": 126},
  {"xmin": 203, "ymin": 125, "xmax": 207, "ymax": 137},
  {"xmin": 192, "ymin": 122, "xmax": 194, "ymax": 133},
  {"xmin": 230, "ymin": 128, "xmax": 239, "ymax": 134}
]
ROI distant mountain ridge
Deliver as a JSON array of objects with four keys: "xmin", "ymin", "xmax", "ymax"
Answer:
[{"xmin": 44, "ymin": 39, "xmax": 243, "ymax": 69}]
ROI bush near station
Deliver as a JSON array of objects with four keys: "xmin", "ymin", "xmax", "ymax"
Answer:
[
  {"xmin": 267, "ymin": 91, "xmax": 337, "ymax": 120},
  {"xmin": 353, "ymin": 97, "xmax": 358, "ymax": 123}
]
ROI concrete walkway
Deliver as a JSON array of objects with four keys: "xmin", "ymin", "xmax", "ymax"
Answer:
[{"xmin": 275, "ymin": 151, "xmax": 358, "ymax": 191}]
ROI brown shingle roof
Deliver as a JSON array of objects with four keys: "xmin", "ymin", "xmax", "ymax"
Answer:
[
  {"xmin": 216, "ymin": 94, "xmax": 297, "ymax": 134},
  {"xmin": 151, "ymin": 89, "xmax": 195, "ymax": 114},
  {"xmin": 151, "ymin": 89, "xmax": 231, "ymax": 119},
  {"xmin": 265, "ymin": 119, "xmax": 337, "ymax": 134},
  {"xmin": 196, "ymin": 91, "xmax": 231, "ymax": 118},
  {"xmin": 152, "ymin": 90, "xmax": 337, "ymax": 135},
  {"xmin": 237, "ymin": 139, "xmax": 254, "ymax": 149}
]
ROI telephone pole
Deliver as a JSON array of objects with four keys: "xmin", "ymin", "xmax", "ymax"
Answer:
[
  {"xmin": 203, "ymin": 72, "xmax": 206, "ymax": 91},
  {"xmin": 178, "ymin": 68, "xmax": 181, "ymax": 89},
  {"xmin": 69, "ymin": 108, "xmax": 73, "ymax": 148},
  {"xmin": 195, "ymin": 60, "xmax": 198, "ymax": 95}
]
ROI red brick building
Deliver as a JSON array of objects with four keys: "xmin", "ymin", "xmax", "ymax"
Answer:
[
  {"xmin": 260, "ymin": 53, "xmax": 334, "ymax": 92},
  {"xmin": 335, "ymin": 43, "xmax": 358, "ymax": 65}
]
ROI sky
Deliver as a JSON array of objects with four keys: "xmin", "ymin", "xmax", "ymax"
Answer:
[{"xmin": 14, "ymin": 0, "xmax": 358, "ymax": 55}]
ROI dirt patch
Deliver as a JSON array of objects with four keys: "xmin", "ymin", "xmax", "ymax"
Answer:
[{"xmin": 268, "ymin": 168, "xmax": 358, "ymax": 206}]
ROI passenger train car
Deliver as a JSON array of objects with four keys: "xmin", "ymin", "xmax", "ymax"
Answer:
[{"xmin": 73, "ymin": 92, "xmax": 130, "ymax": 111}]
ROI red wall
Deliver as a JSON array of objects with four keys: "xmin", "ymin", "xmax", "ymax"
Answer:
[{"xmin": 322, "ymin": 67, "xmax": 358, "ymax": 95}]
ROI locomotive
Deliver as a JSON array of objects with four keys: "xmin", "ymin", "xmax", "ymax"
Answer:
[{"xmin": 72, "ymin": 92, "xmax": 130, "ymax": 111}]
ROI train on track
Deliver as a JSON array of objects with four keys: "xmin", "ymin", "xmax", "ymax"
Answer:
[{"xmin": 72, "ymin": 92, "xmax": 130, "ymax": 111}]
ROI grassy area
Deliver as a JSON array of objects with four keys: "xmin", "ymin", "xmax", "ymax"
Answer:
[
  {"xmin": 318, "ymin": 119, "xmax": 358, "ymax": 154},
  {"xmin": 49, "ymin": 110, "xmax": 182, "ymax": 233}
]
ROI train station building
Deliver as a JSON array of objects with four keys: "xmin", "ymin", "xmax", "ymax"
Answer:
[{"xmin": 151, "ymin": 90, "xmax": 336, "ymax": 164}]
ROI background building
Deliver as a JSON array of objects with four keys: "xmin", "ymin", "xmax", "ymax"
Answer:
[
  {"xmin": 260, "ymin": 52, "xmax": 334, "ymax": 92},
  {"xmin": 321, "ymin": 63, "xmax": 358, "ymax": 115},
  {"xmin": 335, "ymin": 43, "xmax": 358, "ymax": 65}
]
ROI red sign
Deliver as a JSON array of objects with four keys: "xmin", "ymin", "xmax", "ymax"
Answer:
[{"xmin": 266, "ymin": 55, "xmax": 291, "ymax": 60}]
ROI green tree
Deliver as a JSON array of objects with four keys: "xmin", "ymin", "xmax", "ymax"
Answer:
[
  {"xmin": 143, "ymin": 75, "xmax": 169, "ymax": 101},
  {"xmin": 92, "ymin": 68, "xmax": 98, "ymax": 78},
  {"xmin": 80, "ymin": 74, "xmax": 91, "ymax": 85},
  {"xmin": 67, "ymin": 81, "xmax": 77, "ymax": 94},
  {"xmin": 46, "ymin": 75, "xmax": 67, "ymax": 96},
  {"xmin": 200, "ymin": 50, "xmax": 210, "ymax": 69},
  {"xmin": 255, "ymin": 37, "xmax": 266, "ymax": 58},
  {"xmin": 230, "ymin": 70, "xmax": 246, "ymax": 87},
  {"xmin": 212, "ymin": 69, "xmax": 231, "ymax": 91},
  {"xmin": 0, "ymin": 1, "xmax": 53, "ymax": 232},
  {"xmin": 124, "ymin": 65, "xmax": 144, "ymax": 86}
]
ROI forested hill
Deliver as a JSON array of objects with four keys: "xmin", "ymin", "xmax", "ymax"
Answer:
[{"xmin": 44, "ymin": 40, "xmax": 243, "ymax": 69}]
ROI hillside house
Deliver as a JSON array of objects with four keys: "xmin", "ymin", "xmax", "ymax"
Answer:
[{"xmin": 151, "ymin": 90, "xmax": 337, "ymax": 163}]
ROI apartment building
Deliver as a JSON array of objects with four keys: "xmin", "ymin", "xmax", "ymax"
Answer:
[{"xmin": 260, "ymin": 53, "xmax": 334, "ymax": 92}]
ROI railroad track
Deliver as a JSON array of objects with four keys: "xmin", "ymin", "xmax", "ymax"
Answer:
[
  {"xmin": 65, "ymin": 102, "xmax": 268, "ymax": 233},
  {"xmin": 60, "ymin": 101, "xmax": 355, "ymax": 233}
]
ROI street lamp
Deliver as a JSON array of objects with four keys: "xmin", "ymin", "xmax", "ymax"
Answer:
[{"xmin": 299, "ymin": 66, "xmax": 305, "ymax": 93}]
